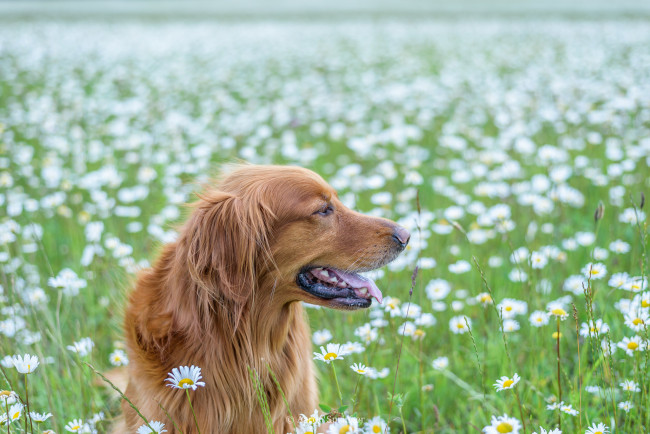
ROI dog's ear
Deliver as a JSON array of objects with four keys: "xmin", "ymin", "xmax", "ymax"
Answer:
[{"xmin": 185, "ymin": 190, "xmax": 274, "ymax": 306}]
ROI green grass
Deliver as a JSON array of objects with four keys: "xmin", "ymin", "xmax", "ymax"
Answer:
[{"xmin": 0, "ymin": 16, "xmax": 649, "ymax": 434}]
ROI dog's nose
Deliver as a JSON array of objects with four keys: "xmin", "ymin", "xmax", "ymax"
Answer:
[{"xmin": 392, "ymin": 226, "xmax": 410, "ymax": 248}]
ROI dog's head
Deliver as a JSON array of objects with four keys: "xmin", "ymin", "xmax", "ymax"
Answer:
[{"xmin": 184, "ymin": 164, "xmax": 409, "ymax": 312}]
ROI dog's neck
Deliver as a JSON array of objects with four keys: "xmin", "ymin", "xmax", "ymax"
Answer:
[
  {"xmin": 126, "ymin": 243, "xmax": 316, "ymax": 432},
  {"xmin": 130, "ymin": 242, "xmax": 306, "ymax": 371}
]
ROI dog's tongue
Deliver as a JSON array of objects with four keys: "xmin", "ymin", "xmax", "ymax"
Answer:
[{"xmin": 331, "ymin": 270, "xmax": 383, "ymax": 304}]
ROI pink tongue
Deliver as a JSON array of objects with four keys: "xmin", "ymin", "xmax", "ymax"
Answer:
[{"xmin": 330, "ymin": 270, "xmax": 383, "ymax": 304}]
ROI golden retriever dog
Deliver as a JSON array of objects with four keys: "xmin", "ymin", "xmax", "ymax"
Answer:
[{"xmin": 117, "ymin": 164, "xmax": 409, "ymax": 433}]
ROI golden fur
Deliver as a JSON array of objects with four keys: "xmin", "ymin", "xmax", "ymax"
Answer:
[{"xmin": 117, "ymin": 165, "xmax": 408, "ymax": 433}]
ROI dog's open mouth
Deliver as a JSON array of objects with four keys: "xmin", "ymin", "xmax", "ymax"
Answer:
[{"xmin": 296, "ymin": 266, "xmax": 383, "ymax": 309}]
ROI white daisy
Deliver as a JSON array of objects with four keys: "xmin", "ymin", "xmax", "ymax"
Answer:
[
  {"xmin": 312, "ymin": 329, "xmax": 333, "ymax": 346},
  {"xmin": 0, "ymin": 390, "xmax": 18, "ymax": 405},
  {"xmin": 425, "ymin": 279, "xmax": 451, "ymax": 300},
  {"xmin": 493, "ymin": 373, "xmax": 521, "ymax": 392},
  {"xmin": 609, "ymin": 239, "xmax": 630, "ymax": 254},
  {"xmin": 350, "ymin": 363, "xmax": 369, "ymax": 375},
  {"xmin": 530, "ymin": 251, "xmax": 548, "ymax": 269},
  {"xmin": 624, "ymin": 310, "xmax": 649, "ymax": 332},
  {"xmin": 503, "ymin": 319, "xmax": 520, "ymax": 332},
  {"xmin": 619, "ymin": 379, "xmax": 640, "ymax": 392},
  {"xmin": 137, "ymin": 421, "xmax": 168, "ymax": 433},
  {"xmin": 532, "ymin": 428, "xmax": 561, "ymax": 434},
  {"xmin": 617, "ymin": 336, "xmax": 646, "ymax": 356},
  {"xmin": 30, "ymin": 412, "xmax": 53, "ymax": 422},
  {"xmin": 449, "ymin": 315, "xmax": 471, "ymax": 334},
  {"xmin": 529, "ymin": 311, "xmax": 549, "ymax": 327},
  {"xmin": 11, "ymin": 354, "xmax": 39, "ymax": 374},
  {"xmin": 313, "ymin": 343, "xmax": 347, "ymax": 364},
  {"xmin": 581, "ymin": 262, "xmax": 607, "ymax": 280},
  {"xmin": 66, "ymin": 337, "xmax": 94, "ymax": 357},
  {"xmin": 165, "ymin": 365, "xmax": 206, "ymax": 390},
  {"xmin": 483, "ymin": 414, "xmax": 521, "ymax": 434},
  {"xmin": 109, "ymin": 349, "xmax": 129, "ymax": 366},
  {"xmin": 431, "ymin": 356, "xmax": 449, "ymax": 370},
  {"xmin": 560, "ymin": 403, "xmax": 579, "ymax": 416},
  {"xmin": 585, "ymin": 422, "xmax": 609, "ymax": 434},
  {"xmin": 579, "ymin": 319, "xmax": 609, "ymax": 337},
  {"xmin": 547, "ymin": 304, "xmax": 569, "ymax": 320},
  {"xmin": 327, "ymin": 416, "xmax": 360, "ymax": 434},
  {"xmin": 363, "ymin": 416, "xmax": 388, "ymax": 434},
  {"xmin": 618, "ymin": 401, "xmax": 633, "ymax": 412},
  {"xmin": 5, "ymin": 403, "xmax": 23, "ymax": 424},
  {"xmin": 65, "ymin": 418, "xmax": 84, "ymax": 432}
]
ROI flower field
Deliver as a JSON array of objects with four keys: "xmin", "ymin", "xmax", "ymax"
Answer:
[{"xmin": 0, "ymin": 15, "xmax": 649, "ymax": 433}]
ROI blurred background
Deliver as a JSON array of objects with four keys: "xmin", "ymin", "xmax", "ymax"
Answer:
[
  {"xmin": 1, "ymin": 1, "xmax": 650, "ymax": 433},
  {"xmin": 2, "ymin": 0, "xmax": 650, "ymax": 18}
]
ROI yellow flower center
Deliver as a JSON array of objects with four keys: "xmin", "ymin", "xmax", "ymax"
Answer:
[
  {"xmin": 178, "ymin": 378, "xmax": 195, "ymax": 387},
  {"xmin": 0, "ymin": 391, "xmax": 11, "ymax": 397},
  {"xmin": 414, "ymin": 329, "xmax": 425, "ymax": 337},
  {"xmin": 536, "ymin": 318, "xmax": 542, "ymax": 322},
  {"xmin": 324, "ymin": 352, "xmax": 337, "ymax": 361},
  {"xmin": 591, "ymin": 269, "xmax": 599, "ymax": 275},
  {"xmin": 552, "ymin": 332, "xmax": 562, "ymax": 339},
  {"xmin": 595, "ymin": 432, "xmax": 602, "ymax": 434},
  {"xmin": 456, "ymin": 323, "xmax": 465, "ymax": 329},
  {"xmin": 505, "ymin": 306, "xmax": 513, "ymax": 311},
  {"xmin": 373, "ymin": 426, "xmax": 382, "ymax": 433},
  {"xmin": 631, "ymin": 283, "xmax": 640, "ymax": 290},
  {"xmin": 627, "ymin": 342, "xmax": 639, "ymax": 350},
  {"xmin": 642, "ymin": 300, "xmax": 649, "ymax": 308},
  {"xmin": 308, "ymin": 417, "xmax": 316, "ymax": 423},
  {"xmin": 496, "ymin": 422, "xmax": 513, "ymax": 433},
  {"xmin": 503, "ymin": 379, "xmax": 514, "ymax": 388},
  {"xmin": 590, "ymin": 327, "xmax": 596, "ymax": 332},
  {"xmin": 632, "ymin": 318, "xmax": 643, "ymax": 325},
  {"xmin": 71, "ymin": 426, "xmax": 80, "ymax": 431},
  {"xmin": 357, "ymin": 369, "xmax": 366, "ymax": 373},
  {"xmin": 12, "ymin": 412, "xmax": 20, "ymax": 420},
  {"xmin": 339, "ymin": 425, "xmax": 351, "ymax": 434},
  {"xmin": 551, "ymin": 308, "xmax": 567, "ymax": 316}
]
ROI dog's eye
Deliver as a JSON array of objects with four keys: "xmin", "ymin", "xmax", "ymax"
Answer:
[{"xmin": 314, "ymin": 204, "xmax": 334, "ymax": 216}]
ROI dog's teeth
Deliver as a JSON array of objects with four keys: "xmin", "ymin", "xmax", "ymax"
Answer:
[
  {"xmin": 321, "ymin": 270, "xmax": 329, "ymax": 277},
  {"xmin": 358, "ymin": 288, "xmax": 368, "ymax": 295},
  {"xmin": 329, "ymin": 277, "xmax": 338, "ymax": 283},
  {"xmin": 339, "ymin": 281, "xmax": 348, "ymax": 288}
]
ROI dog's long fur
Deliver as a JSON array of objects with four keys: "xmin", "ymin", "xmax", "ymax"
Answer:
[{"xmin": 118, "ymin": 165, "xmax": 407, "ymax": 433}]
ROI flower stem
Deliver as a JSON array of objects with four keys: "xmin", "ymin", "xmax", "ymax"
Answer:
[
  {"xmin": 331, "ymin": 363, "xmax": 343, "ymax": 407},
  {"xmin": 5, "ymin": 397, "xmax": 10, "ymax": 434},
  {"xmin": 419, "ymin": 338, "xmax": 425, "ymax": 429},
  {"xmin": 399, "ymin": 404, "xmax": 407, "ymax": 434},
  {"xmin": 185, "ymin": 389, "xmax": 201, "ymax": 434},
  {"xmin": 514, "ymin": 389, "xmax": 527, "ymax": 434},
  {"xmin": 556, "ymin": 317, "xmax": 562, "ymax": 430},
  {"xmin": 25, "ymin": 374, "xmax": 33, "ymax": 434},
  {"xmin": 352, "ymin": 373, "xmax": 362, "ymax": 413}
]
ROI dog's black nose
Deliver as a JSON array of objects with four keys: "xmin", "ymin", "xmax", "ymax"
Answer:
[{"xmin": 392, "ymin": 226, "xmax": 410, "ymax": 248}]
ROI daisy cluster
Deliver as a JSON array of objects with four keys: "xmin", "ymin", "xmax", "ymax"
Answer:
[{"xmin": 1, "ymin": 15, "xmax": 650, "ymax": 433}]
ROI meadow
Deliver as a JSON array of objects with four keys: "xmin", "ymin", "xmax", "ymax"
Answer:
[{"xmin": 0, "ymin": 16, "xmax": 649, "ymax": 434}]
